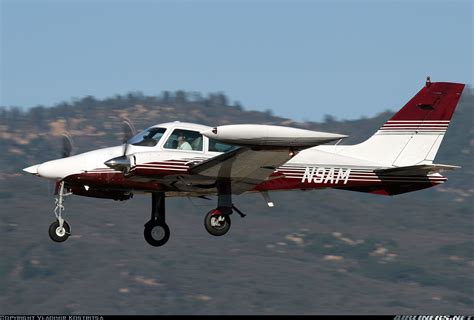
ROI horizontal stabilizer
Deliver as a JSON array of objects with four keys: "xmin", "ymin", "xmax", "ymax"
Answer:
[{"xmin": 375, "ymin": 164, "xmax": 460, "ymax": 176}]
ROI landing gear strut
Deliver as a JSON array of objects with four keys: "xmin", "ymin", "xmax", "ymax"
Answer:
[
  {"xmin": 204, "ymin": 181, "xmax": 246, "ymax": 237},
  {"xmin": 144, "ymin": 192, "xmax": 170, "ymax": 247},
  {"xmin": 48, "ymin": 180, "xmax": 72, "ymax": 242}
]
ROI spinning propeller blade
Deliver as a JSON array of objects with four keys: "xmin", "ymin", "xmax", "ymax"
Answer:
[
  {"xmin": 105, "ymin": 118, "xmax": 137, "ymax": 174},
  {"xmin": 122, "ymin": 118, "xmax": 136, "ymax": 157},
  {"xmin": 61, "ymin": 132, "xmax": 73, "ymax": 158}
]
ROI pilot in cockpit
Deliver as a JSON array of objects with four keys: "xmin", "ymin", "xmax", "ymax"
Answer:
[{"xmin": 177, "ymin": 133, "xmax": 192, "ymax": 150}]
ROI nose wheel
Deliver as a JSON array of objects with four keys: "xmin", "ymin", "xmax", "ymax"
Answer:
[
  {"xmin": 48, "ymin": 220, "xmax": 71, "ymax": 242},
  {"xmin": 204, "ymin": 209, "xmax": 232, "ymax": 236}
]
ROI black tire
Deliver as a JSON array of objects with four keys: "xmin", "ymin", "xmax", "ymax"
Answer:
[
  {"xmin": 144, "ymin": 220, "xmax": 170, "ymax": 247},
  {"xmin": 48, "ymin": 220, "xmax": 71, "ymax": 243},
  {"xmin": 204, "ymin": 210, "xmax": 231, "ymax": 236}
]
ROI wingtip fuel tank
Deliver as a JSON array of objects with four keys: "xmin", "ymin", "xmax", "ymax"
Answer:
[{"xmin": 201, "ymin": 124, "xmax": 347, "ymax": 148}]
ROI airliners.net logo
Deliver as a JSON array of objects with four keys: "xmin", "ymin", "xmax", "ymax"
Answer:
[{"xmin": 394, "ymin": 316, "xmax": 472, "ymax": 320}]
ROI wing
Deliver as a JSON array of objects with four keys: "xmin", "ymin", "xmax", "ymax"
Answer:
[
  {"xmin": 188, "ymin": 124, "xmax": 348, "ymax": 194},
  {"xmin": 188, "ymin": 147, "xmax": 294, "ymax": 194}
]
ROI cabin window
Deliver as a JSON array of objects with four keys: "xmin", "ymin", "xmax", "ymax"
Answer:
[
  {"xmin": 208, "ymin": 138, "xmax": 237, "ymax": 153},
  {"xmin": 128, "ymin": 127, "xmax": 166, "ymax": 147},
  {"xmin": 164, "ymin": 129, "xmax": 203, "ymax": 151}
]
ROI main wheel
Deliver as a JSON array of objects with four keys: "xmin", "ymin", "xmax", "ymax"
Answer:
[
  {"xmin": 204, "ymin": 209, "xmax": 231, "ymax": 236},
  {"xmin": 144, "ymin": 220, "xmax": 170, "ymax": 247},
  {"xmin": 48, "ymin": 220, "xmax": 71, "ymax": 243}
]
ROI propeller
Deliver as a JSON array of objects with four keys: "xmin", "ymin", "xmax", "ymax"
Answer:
[
  {"xmin": 45, "ymin": 130, "xmax": 74, "ymax": 195},
  {"xmin": 104, "ymin": 118, "xmax": 137, "ymax": 174},
  {"xmin": 122, "ymin": 118, "xmax": 136, "ymax": 156},
  {"xmin": 61, "ymin": 132, "xmax": 74, "ymax": 158}
]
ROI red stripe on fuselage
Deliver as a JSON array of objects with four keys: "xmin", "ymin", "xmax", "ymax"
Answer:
[{"xmin": 63, "ymin": 162, "xmax": 446, "ymax": 198}]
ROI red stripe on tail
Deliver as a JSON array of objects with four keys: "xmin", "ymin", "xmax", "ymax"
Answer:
[{"xmin": 388, "ymin": 81, "xmax": 465, "ymax": 122}]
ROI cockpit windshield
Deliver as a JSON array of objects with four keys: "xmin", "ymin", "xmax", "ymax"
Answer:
[{"xmin": 127, "ymin": 127, "xmax": 166, "ymax": 147}]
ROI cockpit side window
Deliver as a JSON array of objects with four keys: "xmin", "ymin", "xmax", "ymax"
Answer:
[
  {"xmin": 208, "ymin": 138, "xmax": 237, "ymax": 153},
  {"xmin": 164, "ymin": 129, "xmax": 203, "ymax": 151},
  {"xmin": 128, "ymin": 127, "xmax": 166, "ymax": 147}
]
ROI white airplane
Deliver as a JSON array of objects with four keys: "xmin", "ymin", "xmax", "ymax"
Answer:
[{"xmin": 23, "ymin": 78, "xmax": 465, "ymax": 247}]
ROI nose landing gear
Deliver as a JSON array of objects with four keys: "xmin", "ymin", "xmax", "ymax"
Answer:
[{"xmin": 48, "ymin": 181, "xmax": 72, "ymax": 242}]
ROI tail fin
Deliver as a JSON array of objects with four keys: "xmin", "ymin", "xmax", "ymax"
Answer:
[{"xmin": 338, "ymin": 78, "xmax": 465, "ymax": 166}]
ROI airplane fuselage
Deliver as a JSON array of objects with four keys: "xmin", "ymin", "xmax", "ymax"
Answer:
[{"xmin": 25, "ymin": 122, "xmax": 445, "ymax": 199}]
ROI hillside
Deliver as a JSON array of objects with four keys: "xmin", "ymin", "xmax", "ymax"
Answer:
[{"xmin": 0, "ymin": 89, "xmax": 473, "ymax": 314}]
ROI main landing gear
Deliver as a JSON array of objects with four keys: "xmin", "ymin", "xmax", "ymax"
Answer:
[
  {"xmin": 142, "ymin": 191, "xmax": 246, "ymax": 247},
  {"xmin": 144, "ymin": 192, "xmax": 171, "ymax": 247},
  {"xmin": 203, "ymin": 184, "xmax": 246, "ymax": 237},
  {"xmin": 203, "ymin": 204, "xmax": 246, "ymax": 237},
  {"xmin": 48, "ymin": 181, "xmax": 72, "ymax": 242},
  {"xmin": 204, "ymin": 208, "xmax": 232, "ymax": 236}
]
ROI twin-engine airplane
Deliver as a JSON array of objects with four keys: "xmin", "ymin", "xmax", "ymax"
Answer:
[{"xmin": 23, "ymin": 78, "xmax": 465, "ymax": 247}]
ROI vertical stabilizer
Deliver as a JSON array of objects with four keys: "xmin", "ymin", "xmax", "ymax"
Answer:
[{"xmin": 336, "ymin": 78, "xmax": 465, "ymax": 166}]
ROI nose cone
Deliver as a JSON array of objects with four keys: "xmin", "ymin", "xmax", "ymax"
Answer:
[
  {"xmin": 37, "ymin": 161, "xmax": 63, "ymax": 179},
  {"xmin": 23, "ymin": 164, "xmax": 40, "ymax": 175},
  {"xmin": 34, "ymin": 158, "xmax": 79, "ymax": 179}
]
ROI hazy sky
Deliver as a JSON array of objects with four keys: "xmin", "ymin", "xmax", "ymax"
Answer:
[{"xmin": 1, "ymin": 0, "xmax": 472, "ymax": 122}]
